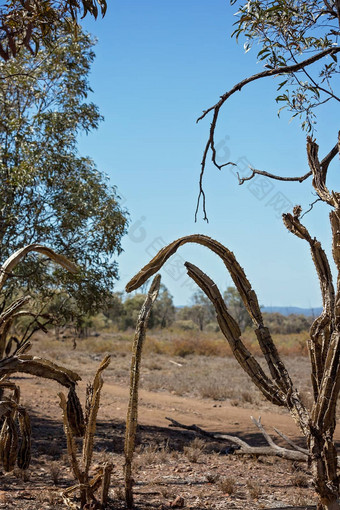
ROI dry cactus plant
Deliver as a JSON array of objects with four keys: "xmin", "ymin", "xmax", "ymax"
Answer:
[
  {"xmin": 0, "ymin": 244, "xmax": 83, "ymax": 474},
  {"xmin": 126, "ymin": 136, "xmax": 340, "ymax": 510},
  {"xmin": 0, "ymin": 382, "xmax": 31, "ymax": 472},
  {"xmin": 124, "ymin": 274, "xmax": 160, "ymax": 509},
  {"xmin": 0, "ymin": 243, "xmax": 78, "ymax": 357},
  {"xmin": 59, "ymin": 355, "xmax": 112, "ymax": 510}
]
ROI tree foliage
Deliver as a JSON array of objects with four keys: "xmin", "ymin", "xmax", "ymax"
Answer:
[
  {"xmin": 262, "ymin": 312, "xmax": 311, "ymax": 334},
  {"xmin": 151, "ymin": 284, "xmax": 176, "ymax": 328},
  {"xmin": 223, "ymin": 286, "xmax": 252, "ymax": 332},
  {"xmin": 231, "ymin": 0, "xmax": 340, "ymax": 130},
  {"xmin": 196, "ymin": 0, "xmax": 340, "ymax": 220},
  {"xmin": 0, "ymin": 25, "xmax": 128, "ymax": 322},
  {"xmin": 177, "ymin": 290, "xmax": 216, "ymax": 331},
  {"xmin": 0, "ymin": 0, "xmax": 107, "ymax": 61},
  {"xmin": 111, "ymin": 284, "xmax": 176, "ymax": 331}
]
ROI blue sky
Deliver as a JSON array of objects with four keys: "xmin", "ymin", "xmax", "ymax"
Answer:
[{"xmin": 78, "ymin": 0, "xmax": 339, "ymax": 307}]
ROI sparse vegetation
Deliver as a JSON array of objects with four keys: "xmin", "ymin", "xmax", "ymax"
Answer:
[
  {"xmin": 218, "ymin": 476, "xmax": 236, "ymax": 495},
  {"xmin": 246, "ymin": 480, "xmax": 262, "ymax": 500},
  {"xmin": 183, "ymin": 438, "xmax": 206, "ymax": 463}
]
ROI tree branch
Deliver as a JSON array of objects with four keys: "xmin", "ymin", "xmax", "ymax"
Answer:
[
  {"xmin": 166, "ymin": 417, "xmax": 308, "ymax": 462},
  {"xmin": 233, "ymin": 138, "xmax": 338, "ymax": 193},
  {"xmin": 195, "ymin": 46, "xmax": 340, "ymax": 219},
  {"xmin": 197, "ymin": 48, "xmax": 340, "ymax": 125},
  {"xmin": 185, "ymin": 262, "xmax": 285, "ymax": 406},
  {"xmin": 283, "ymin": 212, "xmax": 335, "ymax": 397},
  {"xmin": 126, "ymin": 234, "xmax": 310, "ymax": 435}
]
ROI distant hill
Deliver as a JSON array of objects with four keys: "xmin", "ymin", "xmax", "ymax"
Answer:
[{"xmin": 262, "ymin": 306, "xmax": 322, "ymax": 317}]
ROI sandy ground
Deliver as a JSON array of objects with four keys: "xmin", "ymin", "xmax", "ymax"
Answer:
[{"xmin": 0, "ymin": 334, "xmax": 336, "ymax": 509}]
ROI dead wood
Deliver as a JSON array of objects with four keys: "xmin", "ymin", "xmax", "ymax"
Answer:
[
  {"xmin": 124, "ymin": 275, "xmax": 161, "ymax": 509},
  {"xmin": 126, "ymin": 234, "xmax": 309, "ymax": 434},
  {"xmin": 0, "ymin": 244, "xmax": 77, "ymax": 291},
  {"xmin": 166, "ymin": 416, "xmax": 308, "ymax": 462},
  {"xmin": 125, "ymin": 132, "xmax": 340, "ymax": 507},
  {"xmin": 0, "ymin": 354, "xmax": 80, "ymax": 388}
]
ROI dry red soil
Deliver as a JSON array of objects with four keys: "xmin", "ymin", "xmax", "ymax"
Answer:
[{"xmin": 0, "ymin": 337, "xmax": 338, "ymax": 510}]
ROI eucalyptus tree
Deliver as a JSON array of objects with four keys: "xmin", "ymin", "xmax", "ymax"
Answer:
[
  {"xmin": 126, "ymin": 2, "xmax": 340, "ymax": 509},
  {"xmin": 0, "ymin": 0, "xmax": 107, "ymax": 61},
  {"xmin": 0, "ymin": 25, "xmax": 128, "ymax": 327}
]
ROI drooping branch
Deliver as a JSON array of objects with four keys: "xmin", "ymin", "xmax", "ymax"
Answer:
[
  {"xmin": 126, "ymin": 234, "xmax": 310, "ymax": 435},
  {"xmin": 166, "ymin": 417, "xmax": 308, "ymax": 462},
  {"xmin": 184, "ymin": 261, "xmax": 309, "ymax": 435},
  {"xmin": 195, "ymin": 44, "xmax": 340, "ymax": 219},
  {"xmin": 0, "ymin": 244, "xmax": 78, "ymax": 291},
  {"xmin": 0, "ymin": 354, "xmax": 80, "ymax": 388},
  {"xmin": 185, "ymin": 262, "xmax": 284, "ymax": 405},
  {"xmin": 126, "ymin": 235, "xmax": 261, "ymax": 325}
]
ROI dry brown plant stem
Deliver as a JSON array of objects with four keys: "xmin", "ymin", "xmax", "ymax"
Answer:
[
  {"xmin": 59, "ymin": 355, "xmax": 112, "ymax": 509},
  {"xmin": 0, "ymin": 245, "xmax": 82, "ymax": 475},
  {"xmin": 124, "ymin": 274, "xmax": 161, "ymax": 509},
  {"xmin": 126, "ymin": 136, "xmax": 340, "ymax": 510}
]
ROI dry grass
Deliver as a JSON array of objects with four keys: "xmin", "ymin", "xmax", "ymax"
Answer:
[
  {"xmin": 36, "ymin": 326, "xmax": 310, "ymax": 359},
  {"xmin": 49, "ymin": 461, "xmax": 62, "ymax": 485},
  {"xmin": 218, "ymin": 477, "xmax": 237, "ymax": 495},
  {"xmin": 291, "ymin": 472, "xmax": 310, "ymax": 488},
  {"xmin": 31, "ymin": 328, "xmax": 316, "ymax": 419},
  {"xmin": 143, "ymin": 328, "xmax": 310, "ymax": 358},
  {"xmin": 183, "ymin": 438, "xmax": 206, "ymax": 463},
  {"xmin": 134, "ymin": 443, "xmax": 172, "ymax": 469},
  {"xmin": 246, "ymin": 480, "xmax": 262, "ymax": 499}
]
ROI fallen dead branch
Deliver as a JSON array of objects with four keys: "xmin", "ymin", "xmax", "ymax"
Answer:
[{"xmin": 166, "ymin": 416, "xmax": 308, "ymax": 462}]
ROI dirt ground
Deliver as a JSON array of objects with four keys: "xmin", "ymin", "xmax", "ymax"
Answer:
[{"xmin": 0, "ymin": 332, "xmax": 337, "ymax": 510}]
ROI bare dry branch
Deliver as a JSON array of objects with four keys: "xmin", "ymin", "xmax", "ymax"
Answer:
[
  {"xmin": 197, "ymin": 48, "xmax": 340, "ymax": 125},
  {"xmin": 283, "ymin": 212, "xmax": 335, "ymax": 398},
  {"xmin": 194, "ymin": 45, "xmax": 340, "ymax": 219},
  {"xmin": 0, "ymin": 354, "xmax": 80, "ymax": 388},
  {"xmin": 166, "ymin": 417, "xmax": 308, "ymax": 462},
  {"xmin": 238, "ymin": 167, "xmax": 312, "ymax": 186},
  {"xmin": 0, "ymin": 244, "xmax": 78, "ymax": 291},
  {"xmin": 0, "ymin": 297, "xmax": 31, "ymax": 326},
  {"xmin": 300, "ymin": 197, "xmax": 322, "ymax": 218},
  {"xmin": 274, "ymin": 428, "xmax": 309, "ymax": 455},
  {"xmin": 236, "ymin": 140, "xmax": 339, "ymax": 187},
  {"xmin": 307, "ymin": 138, "xmax": 334, "ymax": 205},
  {"xmin": 126, "ymin": 234, "xmax": 310, "ymax": 435},
  {"xmin": 184, "ymin": 262, "xmax": 284, "ymax": 406}
]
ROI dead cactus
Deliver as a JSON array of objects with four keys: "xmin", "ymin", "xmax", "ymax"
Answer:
[
  {"xmin": 124, "ymin": 274, "xmax": 161, "ymax": 509},
  {"xmin": 59, "ymin": 355, "xmax": 112, "ymax": 510}
]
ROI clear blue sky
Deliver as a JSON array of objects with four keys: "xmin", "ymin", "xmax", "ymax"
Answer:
[{"xmin": 78, "ymin": 0, "xmax": 339, "ymax": 308}]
